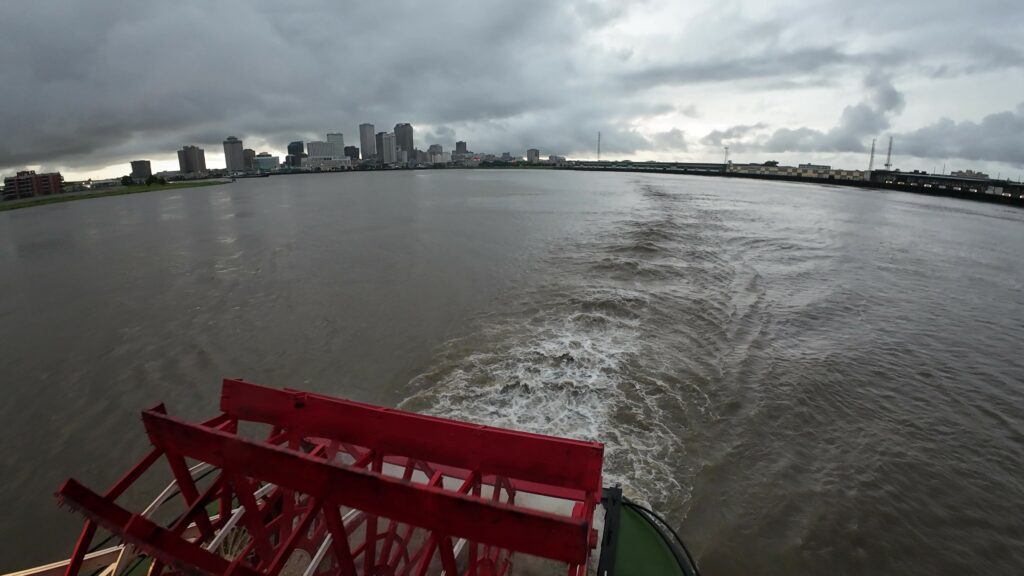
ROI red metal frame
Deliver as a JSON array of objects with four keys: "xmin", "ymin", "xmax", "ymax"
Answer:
[{"xmin": 56, "ymin": 379, "xmax": 603, "ymax": 576}]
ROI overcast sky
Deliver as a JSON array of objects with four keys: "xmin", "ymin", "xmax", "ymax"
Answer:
[{"xmin": 2, "ymin": 0, "xmax": 1022, "ymax": 180}]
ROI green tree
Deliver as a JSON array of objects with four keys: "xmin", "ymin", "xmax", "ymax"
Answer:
[{"xmin": 120, "ymin": 175, "xmax": 133, "ymax": 186}]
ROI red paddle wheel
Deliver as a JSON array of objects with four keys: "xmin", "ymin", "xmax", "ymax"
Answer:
[{"xmin": 56, "ymin": 379, "xmax": 604, "ymax": 576}]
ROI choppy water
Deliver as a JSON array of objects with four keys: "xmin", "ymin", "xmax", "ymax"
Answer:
[{"xmin": 1, "ymin": 170, "xmax": 1022, "ymax": 574}]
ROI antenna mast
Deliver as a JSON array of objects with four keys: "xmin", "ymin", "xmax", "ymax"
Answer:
[
  {"xmin": 884, "ymin": 136, "xmax": 893, "ymax": 170},
  {"xmin": 868, "ymin": 138, "xmax": 876, "ymax": 172}
]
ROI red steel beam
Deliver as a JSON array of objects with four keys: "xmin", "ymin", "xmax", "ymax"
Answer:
[
  {"xmin": 141, "ymin": 409, "xmax": 591, "ymax": 564},
  {"xmin": 220, "ymin": 379, "xmax": 603, "ymax": 494},
  {"xmin": 56, "ymin": 479, "xmax": 260, "ymax": 576}
]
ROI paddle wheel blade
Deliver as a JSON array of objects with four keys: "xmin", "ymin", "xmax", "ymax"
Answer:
[{"xmin": 55, "ymin": 379, "xmax": 604, "ymax": 576}]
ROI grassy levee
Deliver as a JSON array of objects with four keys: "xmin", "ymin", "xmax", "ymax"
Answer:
[{"xmin": 0, "ymin": 181, "xmax": 228, "ymax": 212}]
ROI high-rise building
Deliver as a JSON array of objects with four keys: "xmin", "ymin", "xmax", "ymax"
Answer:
[
  {"xmin": 394, "ymin": 123, "xmax": 414, "ymax": 154},
  {"xmin": 286, "ymin": 141, "xmax": 306, "ymax": 168},
  {"xmin": 375, "ymin": 132, "xmax": 385, "ymax": 163},
  {"xmin": 359, "ymin": 124, "xmax": 376, "ymax": 159},
  {"xmin": 3, "ymin": 170, "xmax": 62, "ymax": 200},
  {"xmin": 527, "ymin": 148, "xmax": 540, "ymax": 163},
  {"xmin": 381, "ymin": 132, "xmax": 397, "ymax": 164},
  {"xmin": 223, "ymin": 137, "xmax": 245, "ymax": 173},
  {"xmin": 243, "ymin": 148, "xmax": 256, "ymax": 170},
  {"xmin": 130, "ymin": 160, "xmax": 152, "ymax": 182},
  {"xmin": 177, "ymin": 145, "xmax": 207, "ymax": 174},
  {"xmin": 326, "ymin": 133, "xmax": 345, "ymax": 149},
  {"xmin": 344, "ymin": 146, "xmax": 360, "ymax": 162},
  {"xmin": 307, "ymin": 141, "xmax": 340, "ymax": 158},
  {"xmin": 428, "ymin": 144, "xmax": 443, "ymax": 155},
  {"xmin": 455, "ymin": 141, "xmax": 468, "ymax": 154}
]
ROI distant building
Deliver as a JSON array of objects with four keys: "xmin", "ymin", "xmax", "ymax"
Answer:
[
  {"xmin": 307, "ymin": 141, "xmax": 341, "ymax": 159},
  {"xmin": 344, "ymin": 146, "xmax": 360, "ymax": 162},
  {"xmin": 252, "ymin": 152, "xmax": 280, "ymax": 171},
  {"xmin": 359, "ymin": 124, "xmax": 376, "ymax": 159},
  {"xmin": 548, "ymin": 155, "xmax": 567, "ymax": 165},
  {"xmin": 286, "ymin": 141, "xmax": 306, "ymax": 167},
  {"xmin": 303, "ymin": 157, "xmax": 351, "ymax": 171},
  {"xmin": 394, "ymin": 123, "xmax": 414, "ymax": 154},
  {"xmin": 455, "ymin": 141, "xmax": 468, "ymax": 154},
  {"xmin": 177, "ymin": 145, "xmax": 207, "ymax": 174},
  {"xmin": 130, "ymin": 160, "xmax": 152, "ymax": 182},
  {"xmin": 3, "ymin": 170, "xmax": 63, "ymax": 200},
  {"xmin": 222, "ymin": 137, "xmax": 245, "ymax": 173},
  {"xmin": 326, "ymin": 133, "xmax": 345, "ymax": 149},
  {"xmin": 242, "ymin": 148, "xmax": 256, "ymax": 170},
  {"xmin": 951, "ymin": 169, "xmax": 990, "ymax": 179},
  {"xmin": 428, "ymin": 144, "xmax": 443, "ymax": 155},
  {"xmin": 527, "ymin": 148, "xmax": 540, "ymax": 163},
  {"xmin": 375, "ymin": 132, "xmax": 386, "ymax": 163},
  {"xmin": 381, "ymin": 132, "xmax": 397, "ymax": 164}
]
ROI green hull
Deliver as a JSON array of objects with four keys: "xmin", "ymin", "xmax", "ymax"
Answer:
[{"xmin": 597, "ymin": 488, "xmax": 699, "ymax": 576}]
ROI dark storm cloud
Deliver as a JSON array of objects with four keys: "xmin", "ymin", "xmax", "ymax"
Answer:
[{"xmin": 0, "ymin": 0, "xmax": 1022, "ymax": 174}]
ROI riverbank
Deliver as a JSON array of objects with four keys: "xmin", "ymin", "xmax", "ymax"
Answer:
[{"xmin": 0, "ymin": 180, "xmax": 228, "ymax": 212}]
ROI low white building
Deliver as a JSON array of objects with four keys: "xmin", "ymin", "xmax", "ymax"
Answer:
[
  {"xmin": 252, "ymin": 154, "xmax": 280, "ymax": 171},
  {"xmin": 303, "ymin": 157, "xmax": 352, "ymax": 171}
]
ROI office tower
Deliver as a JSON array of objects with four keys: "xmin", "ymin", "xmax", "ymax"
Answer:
[
  {"xmin": 527, "ymin": 148, "xmax": 540, "ymax": 163},
  {"xmin": 359, "ymin": 124, "xmax": 376, "ymax": 159},
  {"xmin": 394, "ymin": 123, "xmax": 414, "ymax": 153},
  {"xmin": 287, "ymin": 141, "xmax": 306, "ymax": 168},
  {"xmin": 130, "ymin": 160, "xmax": 152, "ymax": 182},
  {"xmin": 455, "ymin": 141, "xmax": 468, "ymax": 154},
  {"xmin": 243, "ymin": 148, "xmax": 256, "ymax": 170},
  {"xmin": 223, "ymin": 136, "xmax": 245, "ymax": 172},
  {"xmin": 344, "ymin": 146, "xmax": 360, "ymax": 161},
  {"xmin": 375, "ymin": 132, "xmax": 385, "ymax": 163},
  {"xmin": 177, "ymin": 145, "xmax": 207, "ymax": 174},
  {"xmin": 381, "ymin": 132, "xmax": 397, "ymax": 164}
]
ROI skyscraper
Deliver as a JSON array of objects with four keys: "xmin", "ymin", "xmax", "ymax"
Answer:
[
  {"xmin": 527, "ymin": 148, "xmax": 540, "ymax": 163},
  {"xmin": 428, "ymin": 144, "xmax": 443, "ymax": 155},
  {"xmin": 307, "ymin": 141, "xmax": 344, "ymax": 158},
  {"xmin": 223, "ymin": 136, "xmax": 244, "ymax": 172},
  {"xmin": 381, "ymin": 132, "xmax": 397, "ymax": 164},
  {"xmin": 243, "ymin": 148, "xmax": 256, "ymax": 170},
  {"xmin": 177, "ymin": 145, "xmax": 207, "ymax": 174},
  {"xmin": 325, "ymin": 133, "xmax": 346, "ymax": 158},
  {"xmin": 130, "ymin": 160, "xmax": 152, "ymax": 182},
  {"xmin": 287, "ymin": 141, "xmax": 305, "ymax": 168},
  {"xmin": 456, "ymin": 141, "xmax": 468, "ymax": 154},
  {"xmin": 394, "ymin": 123, "xmax": 414, "ymax": 154},
  {"xmin": 359, "ymin": 124, "xmax": 376, "ymax": 159},
  {"xmin": 375, "ymin": 132, "xmax": 385, "ymax": 163}
]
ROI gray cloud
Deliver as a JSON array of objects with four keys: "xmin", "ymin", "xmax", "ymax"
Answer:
[
  {"xmin": 648, "ymin": 129, "xmax": 688, "ymax": 151},
  {"xmin": 762, "ymin": 73, "xmax": 905, "ymax": 153},
  {"xmin": 0, "ymin": 0, "xmax": 1022, "ymax": 176},
  {"xmin": 701, "ymin": 124, "xmax": 768, "ymax": 148},
  {"xmin": 895, "ymin": 103, "xmax": 1024, "ymax": 167}
]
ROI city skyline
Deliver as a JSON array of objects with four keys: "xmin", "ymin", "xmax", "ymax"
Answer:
[{"xmin": 1, "ymin": 2, "xmax": 1022, "ymax": 181}]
